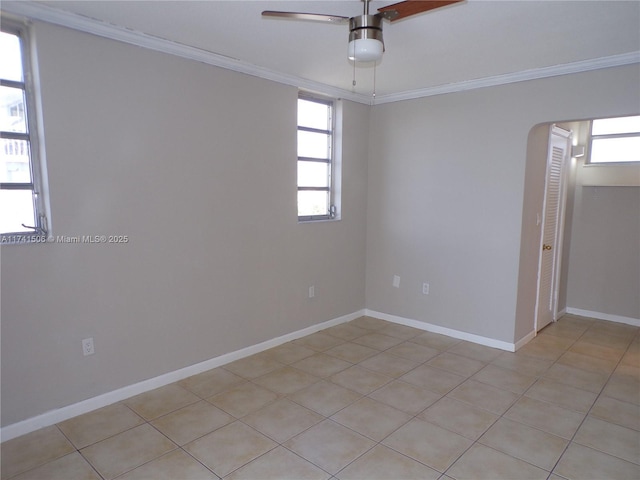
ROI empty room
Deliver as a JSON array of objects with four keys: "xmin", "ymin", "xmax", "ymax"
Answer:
[{"xmin": 1, "ymin": 1, "xmax": 639, "ymax": 479}]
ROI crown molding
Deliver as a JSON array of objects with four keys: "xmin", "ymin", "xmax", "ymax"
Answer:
[
  {"xmin": 373, "ymin": 51, "xmax": 640, "ymax": 104},
  {"xmin": 3, "ymin": 2, "xmax": 639, "ymax": 106}
]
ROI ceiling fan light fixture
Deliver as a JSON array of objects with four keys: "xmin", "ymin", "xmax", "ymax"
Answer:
[{"xmin": 348, "ymin": 14, "xmax": 384, "ymax": 63}]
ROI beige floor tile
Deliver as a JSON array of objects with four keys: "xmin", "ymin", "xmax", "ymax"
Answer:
[
  {"xmin": 207, "ymin": 381, "xmax": 278, "ymax": 418},
  {"xmin": 368, "ymin": 380, "xmax": 442, "ymax": 415},
  {"xmin": 446, "ymin": 443, "xmax": 549, "ymax": 480},
  {"xmin": 322, "ymin": 323, "xmax": 370, "ymax": 341},
  {"xmin": 526, "ymin": 333, "xmax": 576, "ymax": 351},
  {"xmin": 569, "ymin": 340, "xmax": 626, "ymax": 363},
  {"xmin": 252, "ymin": 366, "xmax": 319, "ymax": 395},
  {"xmin": 504, "ymin": 396, "xmax": 585, "ymax": 439},
  {"xmin": 447, "ymin": 379, "xmax": 519, "ymax": 415},
  {"xmin": 382, "ymin": 418, "xmax": 472, "ymax": 472},
  {"xmin": 226, "ymin": 446, "xmax": 330, "ymax": 480},
  {"xmin": 294, "ymin": 332, "xmax": 346, "ymax": 352},
  {"xmin": 410, "ymin": 331, "xmax": 461, "ymax": 350},
  {"xmin": 539, "ymin": 321, "xmax": 589, "ymax": 340},
  {"xmin": 123, "ymin": 384, "xmax": 200, "ymax": 420},
  {"xmin": 289, "ymin": 380, "xmax": 362, "ymax": 416},
  {"xmin": 324, "ymin": 342, "xmax": 378, "ymax": 363},
  {"xmin": 264, "ymin": 342, "xmax": 316, "ymax": 364},
  {"xmin": 419, "ymin": 397, "xmax": 498, "ymax": 440},
  {"xmin": 557, "ymin": 351, "xmax": 618, "ymax": 375},
  {"xmin": 573, "ymin": 416, "xmax": 640, "ymax": 465},
  {"xmin": 447, "ymin": 341, "xmax": 503, "ymax": 363},
  {"xmin": 588, "ymin": 321, "xmax": 638, "ymax": 338},
  {"xmin": 150, "ymin": 400, "xmax": 234, "ymax": 445},
  {"xmin": 336, "ymin": 444, "xmax": 440, "ymax": 480},
  {"xmin": 184, "ymin": 421, "xmax": 276, "ymax": 478},
  {"xmin": 516, "ymin": 342, "xmax": 566, "ymax": 362},
  {"xmin": 603, "ymin": 367, "xmax": 640, "ymax": 405},
  {"xmin": 400, "ymin": 364, "xmax": 466, "ymax": 395},
  {"xmin": 0, "ymin": 425, "xmax": 75, "ymax": 480},
  {"xmin": 473, "ymin": 364, "xmax": 536, "ymax": 394},
  {"xmin": 352, "ymin": 332, "xmax": 403, "ymax": 351},
  {"xmin": 284, "ymin": 420, "xmax": 376, "ymax": 475},
  {"xmin": 554, "ymin": 443, "xmax": 640, "ymax": 480},
  {"xmin": 591, "ymin": 395, "xmax": 640, "ymax": 430},
  {"xmin": 222, "ymin": 352, "xmax": 285, "ymax": 379},
  {"xmin": 292, "ymin": 353, "xmax": 352, "ymax": 377},
  {"xmin": 9, "ymin": 452, "xmax": 100, "ymax": 480},
  {"xmin": 81, "ymin": 424, "xmax": 176, "ymax": 479},
  {"xmin": 490, "ymin": 351, "xmax": 553, "ymax": 377},
  {"xmin": 580, "ymin": 330, "xmax": 634, "ymax": 350},
  {"xmin": 385, "ymin": 341, "xmax": 440, "ymax": 363},
  {"xmin": 331, "ymin": 397, "xmax": 412, "ymax": 441},
  {"xmin": 179, "ymin": 367, "xmax": 245, "ymax": 398},
  {"xmin": 329, "ymin": 365, "xmax": 392, "ymax": 395},
  {"xmin": 358, "ymin": 352, "xmax": 421, "ymax": 377},
  {"xmin": 57, "ymin": 403, "xmax": 144, "ymax": 449},
  {"xmin": 427, "ymin": 353, "xmax": 486, "ymax": 378},
  {"xmin": 242, "ymin": 398, "xmax": 323, "ymax": 443},
  {"xmin": 349, "ymin": 317, "xmax": 390, "ymax": 330},
  {"xmin": 525, "ymin": 379, "xmax": 598, "ymax": 413},
  {"xmin": 621, "ymin": 347, "xmax": 640, "ymax": 368},
  {"xmin": 542, "ymin": 363, "xmax": 609, "ymax": 394},
  {"xmin": 479, "ymin": 417, "xmax": 568, "ymax": 471},
  {"xmin": 116, "ymin": 449, "xmax": 219, "ymax": 480},
  {"xmin": 377, "ymin": 323, "xmax": 424, "ymax": 340}
]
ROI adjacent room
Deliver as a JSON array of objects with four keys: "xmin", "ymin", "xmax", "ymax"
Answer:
[{"xmin": 1, "ymin": 1, "xmax": 639, "ymax": 478}]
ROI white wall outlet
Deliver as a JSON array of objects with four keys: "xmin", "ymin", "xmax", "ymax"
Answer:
[
  {"xmin": 82, "ymin": 337, "xmax": 95, "ymax": 356},
  {"xmin": 393, "ymin": 275, "xmax": 401, "ymax": 288},
  {"xmin": 422, "ymin": 283, "xmax": 430, "ymax": 295},
  {"xmin": 308, "ymin": 286, "xmax": 315, "ymax": 298}
]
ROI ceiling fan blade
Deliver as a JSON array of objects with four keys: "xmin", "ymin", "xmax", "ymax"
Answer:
[
  {"xmin": 378, "ymin": 0, "xmax": 463, "ymax": 22},
  {"xmin": 262, "ymin": 11, "xmax": 349, "ymax": 24}
]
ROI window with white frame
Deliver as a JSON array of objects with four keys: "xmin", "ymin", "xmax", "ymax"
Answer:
[
  {"xmin": 589, "ymin": 115, "xmax": 640, "ymax": 164},
  {"xmin": 1, "ymin": 21, "xmax": 48, "ymax": 241},
  {"xmin": 297, "ymin": 94, "xmax": 337, "ymax": 221}
]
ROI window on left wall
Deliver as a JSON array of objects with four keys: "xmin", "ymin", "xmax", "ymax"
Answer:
[{"xmin": 1, "ymin": 21, "xmax": 48, "ymax": 242}]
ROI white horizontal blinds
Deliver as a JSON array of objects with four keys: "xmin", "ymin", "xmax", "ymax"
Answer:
[{"xmin": 297, "ymin": 95, "xmax": 333, "ymax": 220}]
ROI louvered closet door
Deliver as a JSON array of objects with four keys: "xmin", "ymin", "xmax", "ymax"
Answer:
[{"xmin": 536, "ymin": 125, "xmax": 571, "ymax": 331}]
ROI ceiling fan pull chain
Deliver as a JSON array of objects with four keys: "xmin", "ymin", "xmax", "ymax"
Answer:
[
  {"xmin": 373, "ymin": 61, "xmax": 377, "ymax": 100},
  {"xmin": 352, "ymin": 45, "xmax": 357, "ymax": 88}
]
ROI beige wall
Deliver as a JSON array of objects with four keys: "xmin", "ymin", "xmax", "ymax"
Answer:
[
  {"xmin": 0, "ymin": 22, "xmax": 368, "ymax": 427},
  {"xmin": 366, "ymin": 65, "xmax": 640, "ymax": 344}
]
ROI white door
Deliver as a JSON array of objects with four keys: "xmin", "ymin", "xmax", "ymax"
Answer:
[{"xmin": 535, "ymin": 125, "xmax": 572, "ymax": 332}]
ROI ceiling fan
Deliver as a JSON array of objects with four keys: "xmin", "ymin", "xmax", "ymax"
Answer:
[{"xmin": 262, "ymin": 0, "xmax": 464, "ymax": 63}]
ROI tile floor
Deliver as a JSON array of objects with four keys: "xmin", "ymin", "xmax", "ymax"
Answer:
[{"xmin": 2, "ymin": 315, "xmax": 639, "ymax": 479}]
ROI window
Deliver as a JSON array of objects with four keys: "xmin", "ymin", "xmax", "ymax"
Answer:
[
  {"xmin": 297, "ymin": 94, "xmax": 337, "ymax": 221},
  {"xmin": 589, "ymin": 115, "xmax": 640, "ymax": 164},
  {"xmin": 1, "ymin": 21, "xmax": 48, "ymax": 241}
]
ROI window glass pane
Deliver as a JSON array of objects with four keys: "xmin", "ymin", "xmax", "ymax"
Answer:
[
  {"xmin": 0, "ymin": 86, "xmax": 28, "ymax": 133},
  {"xmin": 592, "ymin": 115, "xmax": 640, "ymax": 136},
  {"xmin": 0, "ymin": 31, "xmax": 23, "ymax": 82},
  {"xmin": 590, "ymin": 137, "xmax": 640, "ymax": 163},
  {"xmin": 0, "ymin": 189, "xmax": 34, "ymax": 234},
  {"xmin": 298, "ymin": 99, "xmax": 330, "ymax": 130},
  {"xmin": 1, "ymin": 138, "xmax": 32, "ymax": 182},
  {"xmin": 298, "ymin": 190, "xmax": 329, "ymax": 217},
  {"xmin": 298, "ymin": 130, "xmax": 330, "ymax": 159},
  {"xmin": 298, "ymin": 161, "xmax": 329, "ymax": 188}
]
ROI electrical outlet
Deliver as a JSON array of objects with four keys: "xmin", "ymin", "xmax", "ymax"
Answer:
[
  {"xmin": 82, "ymin": 337, "xmax": 95, "ymax": 356},
  {"xmin": 308, "ymin": 286, "xmax": 315, "ymax": 298},
  {"xmin": 422, "ymin": 283, "xmax": 430, "ymax": 295},
  {"xmin": 393, "ymin": 275, "xmax": 400, "ymax": 288}
]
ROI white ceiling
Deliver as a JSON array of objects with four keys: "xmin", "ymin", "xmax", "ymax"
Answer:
[{"xmin": 5, "ymin": 0, "xmax": 640, "ymax": 102}]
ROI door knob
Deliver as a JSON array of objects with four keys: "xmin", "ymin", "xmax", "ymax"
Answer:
[{"xmin": 543, "ymin": 244, "xmax": 552, "ymax": 251}]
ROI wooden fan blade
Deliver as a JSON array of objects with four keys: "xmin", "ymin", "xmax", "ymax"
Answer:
[
  {"xmin": 262, "ymin": 11, "xmax": 349, "ymax": 24},
  {"xmin": 378, "ymin": 0, "xmax": 463, "ymax": 22}
]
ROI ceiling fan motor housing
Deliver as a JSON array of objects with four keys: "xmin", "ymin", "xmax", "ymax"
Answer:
[{"xmin": 348, "ymin": 14, "xmax": 384, "ymax": 62}]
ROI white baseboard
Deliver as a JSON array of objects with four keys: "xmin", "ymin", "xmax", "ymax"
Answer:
[
  {"xmin": 565, "ymin": 308, "xmax": 640, "ymax": 327},
  {"xmin": 514, "ymin": 330, "xmax": 537, "ymax": 351},
  {"xmin": 364, "ymin": 310, "xmax": 517, "ymax": 352},
  {"xmin": 0, "ymin": 309, "xmax": 364, "ymax": 443}
]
